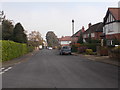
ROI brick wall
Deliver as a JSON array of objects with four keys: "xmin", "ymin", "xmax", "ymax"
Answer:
[{"xmin": 106, "ymin": 33, "xmax": 120, "ymax": 41}]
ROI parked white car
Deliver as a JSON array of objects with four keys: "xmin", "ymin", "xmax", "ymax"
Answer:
[{"xmin": 48, "ymin": 47, "xmax": 53, "ymax": 50}]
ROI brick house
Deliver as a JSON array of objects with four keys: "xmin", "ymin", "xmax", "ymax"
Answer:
[
  {"xmin": 83, "ymin": 22, "xmax": 103, "ymax": 42},
  {"xmin": 103, "ymin": 8, "xmax": 120, "ymax": 43},
  {"xmin": 58, "ymin": 36, "xmax": 71, "ymax": 46},
  {"xmin": 71, "ymin": 26, "xmax": 85, "ymax": 44}
]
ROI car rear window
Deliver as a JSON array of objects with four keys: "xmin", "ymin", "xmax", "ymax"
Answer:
[{"xmin": 62, "ymin": 46, "xmax": 71, "ymax": 49}]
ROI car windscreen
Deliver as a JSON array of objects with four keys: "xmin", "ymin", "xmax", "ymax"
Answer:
[{"xmin": 62, "ymin": 46, "xmax": 71, "ymax": 50}]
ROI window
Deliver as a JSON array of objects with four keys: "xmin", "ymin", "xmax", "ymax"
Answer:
[
  {"xmin": 108, "ymin": 24, "xmax": 113, "ymax": 33},
  {"xmin": 91, "ymin": 33, "xmax": 95, "ymax": 37},
  {"xmin": 103, "ymin": 27, "xmax": 106, "ymax": 34},
  {"xmin": 83, "ymin": 34, "xmax": 86, "ymax": 38}
]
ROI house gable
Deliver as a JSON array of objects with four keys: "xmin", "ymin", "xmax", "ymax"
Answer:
[
  {"xmin": 104, "ymin": 8, "xmax": 120, "ymax": 25},
  {"xmin": 106, "ymin": 12, "xmax": 115, "ymax": 24},
  {"xmin": 103, "ymin": 8, "xmax": 120, "ymax": 41},
  {"xmin": 83, "ymin": 22, "xmax": 103, "ymax": 38}
]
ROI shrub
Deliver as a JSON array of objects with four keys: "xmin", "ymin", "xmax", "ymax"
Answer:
[
  {"xmin": 99, "ymin": 46, "xmax": 109, "ymax": 56},
  {"xmin": 78, "ymin": 46, "xmax": 88, "ymax": 53},
  {"xmin": 27, "ymin": 45, "xmax": 34, "ymax": 52},
  {"xmin": 0, "ymin": 41, "xmax": 2, "ymax": 61},
  {"xmin": 71, "ymin": 44, "xmax": 78, "ymax": 52},
  {"xmin": 111, "ymin": 46, "xmax": 120, "ymax": 54},
  {"xmin": 86, "ymin": 49, "xmax": 93, "ymax": 55},
  {"xmin": 71, "ymin": 43, "xmax": 80, "ymax": 52},
  {"xmin": 91, "ymin": 39, "xmax": 101, "ymax": 43},
  {"xmin": 109, "ymin": 46, "xmax": 120, "ymax": 60},
  {"xmin": 82, "ymin": 43, "xmax": 100, "ymax": 52},
  {"xmin": 1, "ymin": 40, "xmax": 30, "ymax": 61}
]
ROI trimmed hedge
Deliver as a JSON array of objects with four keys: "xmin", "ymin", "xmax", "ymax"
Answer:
[
  {"xmin": 27, "ymin": 45, "xmax": 34, "ymax": 52},
  {"xmin": 0, "ymin": 41, "xmax": 2, "ymax": 61},
  {"xmin": 1, "ymin": 40, "xmax": 33, "ymax": 61}
]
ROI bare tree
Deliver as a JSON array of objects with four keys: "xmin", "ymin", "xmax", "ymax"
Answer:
[{"xmin": 28, "ymin": 31, "xmax": 43, "ymax": 47}]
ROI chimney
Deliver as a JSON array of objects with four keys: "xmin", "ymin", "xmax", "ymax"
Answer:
[
  {"xmin": 82, "ymin": 26, "xmax": 85, "ymax": 32},
  {"xmin": 61, "ymin": 36, "xmax": 64, "ymax": 39},
  {"xmin": 88, "ymin": 23, "xmax": 92, "ymax": 28},
  {"xmin": 72, "ymin": 19, "xmax": 74, "ymax": 35}
]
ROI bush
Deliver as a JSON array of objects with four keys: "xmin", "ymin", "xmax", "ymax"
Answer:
[
  {"xmin": 100, "ymin": 46, "xmax": 109, "ymax": 56},
  {"xmin": 111, "ymin": 46, "xmax": 120, "ymax": 54},
  {"xmin": 91, "ymin": 39, "xmax": 101, "ymax": 43},
  {"xmin": 71, "ymin": 44, "xmax": 78, "ymax": 52},
  {"xmin": 71, "ymin": 43, "xmax": 80, "ymax": 52},
  {"xmin": 1, "ymin": 40, "xmax": 32, "ymax": 61},
  {"xmin": 78, "ymin": 46, "xmax": 88, "ymax": 53},
  {"xmin": 86, "ymin": 49, "xmax": 93, "ymax": 55},
  {"xmin": 0, "ymin": 41, "xmax": 2, "ymax": 61},
  {"xmin": 81, "ymin": 43, "xmax": 100, "ymax": 52},
  {"xmin": 109, "ymin": 46, "xmax": 120, "ymax": 60},
  {"xmin": 27, "ymin": 45, "xmax": 34, "ymax": 52}
]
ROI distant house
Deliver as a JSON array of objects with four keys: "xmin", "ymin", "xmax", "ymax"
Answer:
[
  {"xmin": 58, "ymin": 36, "xmax": 71, "ymax": 46},
  {"xmin": 83, "ymin": 22, "xmax": 103, "ymax": 42},
  {"xmin": 71, "ymin": 26, "xmax": 85, "ymax": 44},
  {"xmin": 103, "ymin": 8, "xmax": 120, "ymax": 43}
]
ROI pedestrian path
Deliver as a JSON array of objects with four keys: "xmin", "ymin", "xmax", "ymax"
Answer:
[{"xmin": 72, "ymin": 53, "xmax": 120, "ymax": 66}]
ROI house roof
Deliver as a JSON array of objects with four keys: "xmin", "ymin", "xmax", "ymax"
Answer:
[
  {"xmin": 108, "ymin": 8, "xmax": 120, "ymax": 21},
  {"xmin": 71, "ymin": 30, "xmax": 81, "ymax": 37},
  {"xmin": 104, "ymin": 8, "xmax": 120, "ymax": 24},
  {"xmin": 59, "ymin": 36, "xmax": 71, "ymax": 41},
  {"xmin": 71, "ymin": 26, "xmax": 85, "ymax": 37},
  {"xmin": 83, "ymin": 22, "xmax": 103, "ymax": 34}
]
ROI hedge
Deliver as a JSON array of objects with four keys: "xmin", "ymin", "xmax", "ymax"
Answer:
[
  {"xmin": 1, "ymin": 40, "xmax": 33, "ymax": 61},
  {"xmin": 78, "ymin": 46, "xmax": 88, "ymax": 53},
  {"xmin": 109, "ymin": 46, "xmax": 120, "ymax": 60},
  {"xmin": 71, "ymin": 44, "xmax": 78, "ymax": 52},
  {"xmin": 0, "ymin": 41, "xmax": 2, "ymax": 62},
  {"xmin": 81, "ymin": 43, "xmax": 100, "ymax": 52}
]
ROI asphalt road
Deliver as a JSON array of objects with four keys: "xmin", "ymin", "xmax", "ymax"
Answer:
[{"xmin": 2, "ymin": 49, "xmax": 119, "ymax": 88}]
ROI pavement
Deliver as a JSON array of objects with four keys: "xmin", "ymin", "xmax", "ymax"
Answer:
[
  {"xmin": 72, "ymin": 52, "xmax": 120, "ymax": 67},
  {"xmin": 2, "ymin": 49, "xmax": 119, "ymax": 88}
]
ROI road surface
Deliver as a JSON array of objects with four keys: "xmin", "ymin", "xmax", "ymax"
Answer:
[{"xmin": 2, "ymin": 49, "xmax": 118, "ymax": 88}]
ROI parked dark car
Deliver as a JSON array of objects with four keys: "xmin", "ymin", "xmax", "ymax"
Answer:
[{"xmin": 60, "ymin": 46, "xmax": 71, "ymax": 55}]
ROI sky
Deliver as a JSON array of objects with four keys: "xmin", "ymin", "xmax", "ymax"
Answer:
[{"xmin": 1, "ymin": 0, "xmax": 119, "ymax": 40}]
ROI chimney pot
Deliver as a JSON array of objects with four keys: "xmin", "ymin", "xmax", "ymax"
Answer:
[
  {"xmin": 82, "ymin": 26, "xmax": 85, "ymax": 32},
  {"xmin": 88, "ymin": 23, "xmax": 92, "ymax": 28}
]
